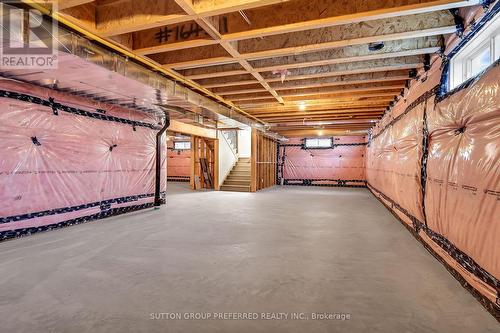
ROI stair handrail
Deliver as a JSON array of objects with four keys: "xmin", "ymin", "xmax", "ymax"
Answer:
[{"xmin": 221, "ymin": 130, "xmax": 238, "ymax": 160}]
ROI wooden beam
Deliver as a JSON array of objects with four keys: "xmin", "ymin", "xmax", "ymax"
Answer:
[
  {"xmin": 194, "ymin": 0, "xmax": 290, "ymax": 17},
  {"xmin": 172, "ymin": 0, "xmax": 284, "ymax": 103},
  {"xmin": 242, "ymin": 98, "xmax": 394, "ymax": 110},
  {"xmin": 250, "ymin": 128, "xmax": 257, "ymax": 192},
  {"xmin": 262, "ymin": 111, "xmax": 384, "ymax": 123},
  {"xmin": 238, "ymin": 10, "xmax": 455, "ymax": 59},
  {"xmin": 184, "ymin": 69, "xmax": 249, "ymax": 80},
  {"xmin": 96, "ymin": 0, "xmax": 189, "ymax": 37},
  {"xmin": 226, "ymin": 83, "xmax": 405, "ymax": 100},
  {"xmin": 221, "ymin": 0, "xmax": 478, "ymax": 41},
  {"xmin": 269, "ymin": 71, "xmax": 410, "ymax": 91},
  {"xmin": 203, "ymin": 78, "xmax": 257, "ymax": 89},
  {"xmin": 150, "ymin": 44, "xmax": 235, "ymax": 69},
  {"xmin": 183, "ymin": 37, "xmax": 439, "ymax": 79},
  {"xmin": 197, "ymin": 62, "xmax": 419, "ymax": 89},
  {"xmin": 253, "ymin": 108, "xmax": 386, "ymax": 118},
  {"xmin": 194, "ymin": 15, "xmax": 284, "ymax": 103},
  {"xmin": 213, "ymin": 139, "xmax": 220, "ymax": 190},
  {"xmin": 158, "ymin": 11, "xmax": 454, "ymax": 68},
  {"xmin": 220, "ymin": 87, "xmax": 267, "ymax": 95},
  {"xmin": 253, "ymin": 47, "xmax": 438, "ymax": 73},
  {"xmin": 271, "ymin": 119, "xmax": 379, "ymax": 126},
  {"xmin": 230, "ymin": 90, "xmax": 401, "ymax": 103},
  {"xmin": 136, "ymin": 38, "xmax": 219, "ymax": 55},
  {"xmin": 276, "ymin": 129, "xmax": 368, "ymax": 137},
  {"xmin": 267, "ymin": 116, "xmax": 382, "ymax": 123},
  {"xmin": 58, "ymin": 0, "xmax": 94, "ymax": 10},
  {"xmin": 261, "ymin": 58, "xmax": 423, "ymax": 81},
  {"xmin": 169, "ymin": 119, "xmax": 217, "ymax": 139}
]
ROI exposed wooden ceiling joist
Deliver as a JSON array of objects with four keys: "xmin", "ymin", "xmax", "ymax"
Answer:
[
  {"xmin": 242, "ymin": 98, "xmax": 395, "ymax": 110},
  {"xmin": 250, "ymin": 106, "xmax": 387, "ymax": 116},
  {"xmin": 125, "ymin": 0, "xmax": 475, "ymax": 54},
  {"xmin": 172, "ymin": 0, "xmax": 285, "ymax": 103},
  {"xmin": 233, "ymin": 91, "xmax": 400, "ymax": 104},
  {"xmin": 192, "ymin": 0, "xmax": 290, "ymax": 17},
  {"xmin": 58, "ymin": 0, "xmax": 95, "ymax": 10},
  {"xmin": 181, "ymin": 37, "xmax": 440, "ymax": 79},
  {"xmin": 225, "ymin": 83, "xmax": 405, "ymax": 101},
  {"xmin": 53, "ymin": 0, "xmax": 479, "ymax": 134},
  {"xmin": 260, "ymin": 113, "xmax": 386, "ymax": 121},
  {"xmin": 274, "ymin": 129, "xmax": 368, "ymax": 137},
  {"xmin": 220, "ymin": 0, "xmax": 477, "ymax": 41},
  {"xmin": 240, "ymin": 96, "xmax": 396, "ymax": 108},
  {"xmin": 197, "ymin": 62, "xmax": 420, "ymax": 89},
  {"xmin": 160, "ymin": 11, "xmax": 454, "ymax": 69}
]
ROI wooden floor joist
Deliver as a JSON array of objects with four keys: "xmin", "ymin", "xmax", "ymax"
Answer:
[{"xmin": 53, "ymin": 0, "xmax": 479, "ymax": 134}]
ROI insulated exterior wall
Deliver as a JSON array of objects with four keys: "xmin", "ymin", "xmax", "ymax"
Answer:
[
  {"xmin": 367, "ymin": 101, "xmax": 428, "ymax": 223},
  {"xmin": 426, "ymin": 66, "xmax": 500, "ymax": 281},
  {"xmin": 0, "ymin": 80, "xmax": 166, "ymax": 240},
  {"xmin": 279, "ymin": 136, "xmax": 366, "ymax": 187},
  {"xmin": 367, "ymin": 45, "xmax": 499, "ymax": 314},
  {"xmin": 167, "ymin": 142, "xmax": 191, "ymax": 181}
]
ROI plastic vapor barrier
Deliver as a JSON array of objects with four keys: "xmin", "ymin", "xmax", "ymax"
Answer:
[
  {"xmin": 367, "ymin": 60, "xmax": 499, "ymax": 315},
  {"xmin": 426, "ymin": 65, "xmax": 500, "ymax": 282},
  {"xmin": 278, "ymin": 136, "xmax": 366, "ymax": 187},
  {"xmin": 0, "ymin": 80, "xmax": 167, "ymax": 240},
  {"xmin": 367, "ymin": 100, "xmax": 428, "ymax": 223},
  {"xmin": 167, "ymin": 142, "xmax": 191, "ymax": 181}
]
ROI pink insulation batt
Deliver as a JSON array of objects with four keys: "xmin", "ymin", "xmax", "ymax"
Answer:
[
  {"xmin": 0, "ymin": 80, "xmax": 167, "ymax": 236},
  {"xmin": 281, "ymin": 136, "xmax": 366, "ymax": 185}
]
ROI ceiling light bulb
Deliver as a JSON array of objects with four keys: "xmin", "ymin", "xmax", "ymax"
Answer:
[
  {"xmin": 318, "ymin": 130, "xmax": 323, "ymax": 136},
  {"xmin": 298, "ymin": 102, "xmax": 306, "ymax": 111}
]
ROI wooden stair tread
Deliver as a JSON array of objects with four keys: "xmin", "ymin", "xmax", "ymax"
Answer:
[{"xmin": 221, "ymin": 157, "xmax": 252, "ymax": 192}]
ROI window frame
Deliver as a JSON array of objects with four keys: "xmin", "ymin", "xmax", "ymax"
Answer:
[
  {"xmin": 304, "ymin": 137, "xmax": 334, "ymax": 149},
  {"xmin": 173, "ymin": 141, "xmax": 191, "ymax": 150},
  {"xmin": 449, "ymin": 12, "xmax": 500, "ymax": 90}
]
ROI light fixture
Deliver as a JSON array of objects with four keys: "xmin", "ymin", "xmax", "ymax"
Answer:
[
  {"xmin": 368, "ymin": 41, "xmax": 384, "ymax": 51},
  {"xmin": 298, "ymin": 102, "xmax": 306, "ymax": 111},
  {"xmin": 318, "ymin": 130, "xmax": 323, "ymax": 136}
]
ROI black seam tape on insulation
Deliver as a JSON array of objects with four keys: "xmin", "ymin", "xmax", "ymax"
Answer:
[
  {"xmin": 283, "ymin": 179, "xmax": 367, "ymax": 188},
  {"xmin": 420, "ymin": 101, "xmax": 430, "ymax": 228},
  {"xmin": 367, "ymin": 183, "xmax": 499, "ymax": 294},
  {"xmin": 0, "ymin": 192, "xmax": 166, "ymax": 224},
  {"xmin": 0, "ymin": 203, "xmax": 155, "ymax": 242},
  {"xmin": 368, "ymin": 186, "xmax": 500, "ymax": 319},
  {"xmin": 0, "ymin": 90, "xmax": 162, "ymax": 130},
  {"xmin": 279, "ymin": 142, "xmax": 368, "ymax": 149},
  {"xmin": 371, "ymin": 85, "xmax": 439, "ymax": 142},
  {"xmin": 167, "ymin": 176, "xmax": 190, "ymax": 182}
]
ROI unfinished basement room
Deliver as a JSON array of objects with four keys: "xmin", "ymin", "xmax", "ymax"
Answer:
[{"xmin": 0, "ymin": 0, "xmax": 499, "ymax": 332}]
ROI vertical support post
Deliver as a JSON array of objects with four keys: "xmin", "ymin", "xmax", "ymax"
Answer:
[
  {"xmin": 214, "ymin": 139, "xmax": 220, "ymax": 190},
  {"xmin": 250, "ymin": 128, "xmax": 257, "ymax": 192},
  {"xmin": 190, "ymin": 136, "xmax": 197, "ymax": 190}
]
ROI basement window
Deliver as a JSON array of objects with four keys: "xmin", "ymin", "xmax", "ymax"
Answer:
[
  {"xmin": 449, "ymin": 12, "xmax": 500, "ymax": 89},
  {"xmin": 304, "ymin": 138, "xmax": 333, "ymax": 148},
  {"xmin": 174, "ymin": 141, "xmax": 191, "ymax": 150}
]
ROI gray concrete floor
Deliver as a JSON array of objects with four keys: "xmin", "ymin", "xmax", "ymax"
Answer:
[{"xmin": 0, "ymin": 182, "xmax": 498, "ymax": 333}]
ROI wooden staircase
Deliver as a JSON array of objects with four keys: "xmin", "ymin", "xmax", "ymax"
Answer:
[{"xmin": 220, "ymin": 157, "xmax": 251, "ymax": 192}]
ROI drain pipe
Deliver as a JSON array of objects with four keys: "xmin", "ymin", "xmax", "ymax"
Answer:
[{"xmin": 154, "ymin": 110, "xmax": 170, "ymax": 207}]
